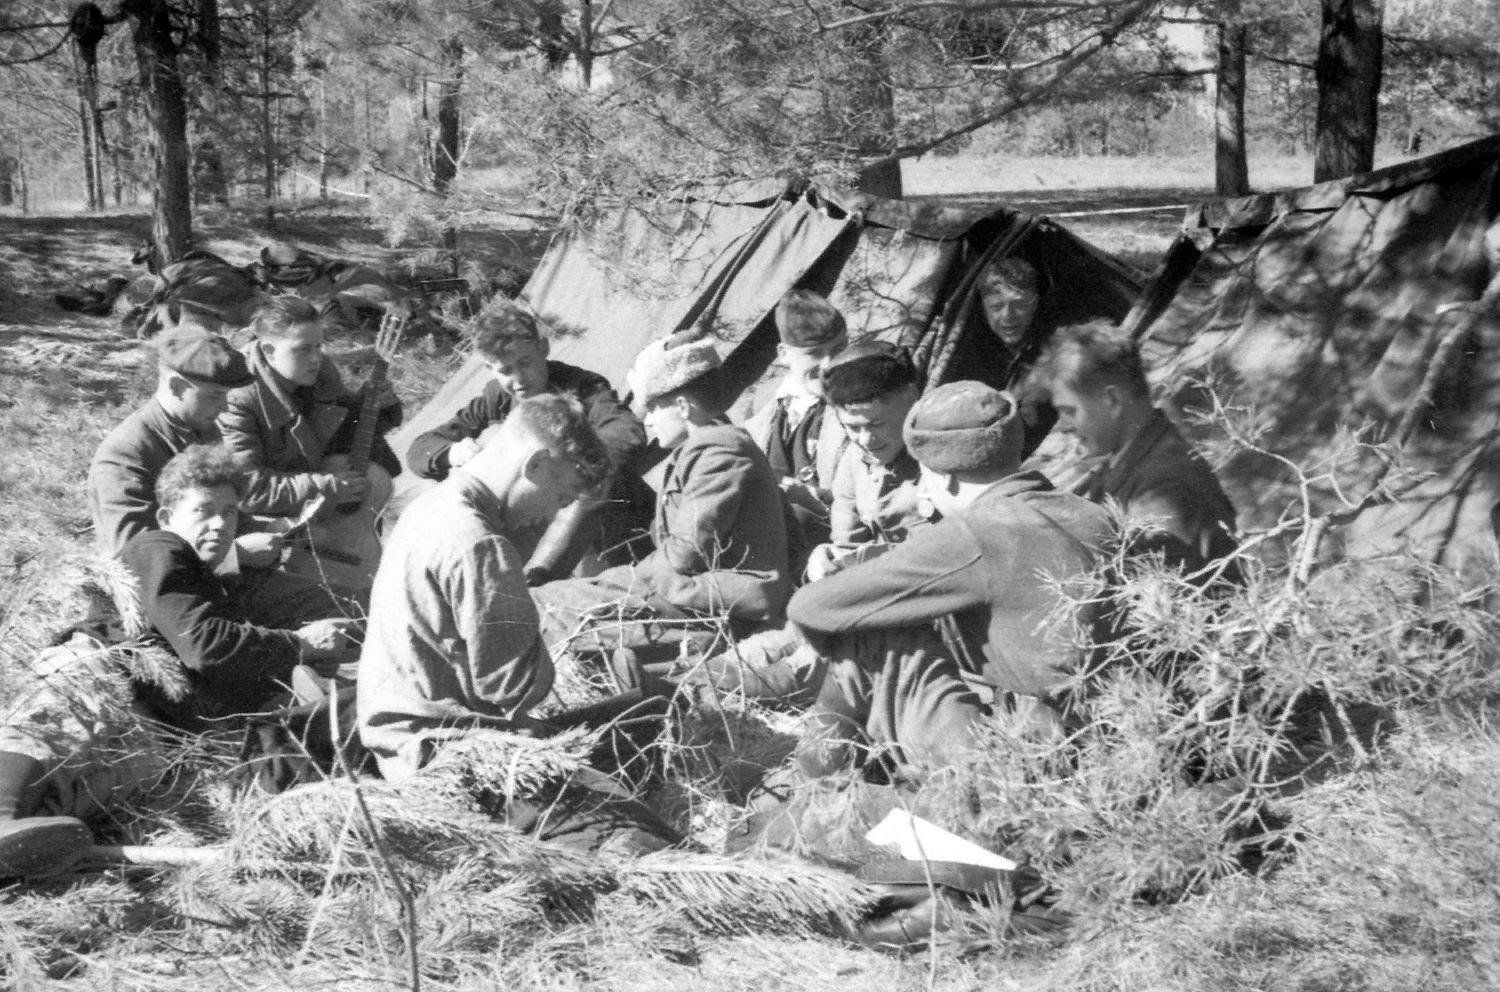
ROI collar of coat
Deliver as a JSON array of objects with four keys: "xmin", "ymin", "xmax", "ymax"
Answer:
[
  {"xmin": 245, "ymin": 340, "xmax": 347, "ymax": 431},
  {"xmin": 1096, "ymin": 408, "xmax": 1175, "ymax": 494}
]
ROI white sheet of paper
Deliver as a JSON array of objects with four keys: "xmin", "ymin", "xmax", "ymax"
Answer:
[{"xmin": 864, "ymin": 808, "xmax": 1018, "ymax": 871}]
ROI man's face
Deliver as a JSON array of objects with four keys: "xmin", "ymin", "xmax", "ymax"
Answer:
[
  {"xmin": 158, "ymin": 483, "xmax": 239, "ymax": 570},
  {"xmin": 508, "ymin": 450, "xmax": 589, "ymax": 528},
  {"xmin": 169, "ymin": 377, "xmax": 232, "ymax": 430},
  {"xmin": 261, "ymin": 322, "xmax": 324, "ymax": 387},
  {"xmin": 1051, "ymin": 379, "xmax": 1124, "ymax": 458},
  {"xmin": 642, "ymin": 395, "xmax": 690, "ymax": 449},
  {"xmin": 486, "ymin": 339, "xmax": 551, "ymax": 399},
  {"xmin": 977, "ymin": 278, "xmax": 1039, "ymax": 347},
  {"xmin": 780, "ymin": 337, "xmax": 847, "ymax": 399},
  {"xmin": 835, "ymin": 386, "xmax": 918, "ymax": 467}
]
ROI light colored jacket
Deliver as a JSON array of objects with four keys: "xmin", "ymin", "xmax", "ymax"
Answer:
[{"xmin": 357, "ymin": 473, "xmax": 552, "ymax": 782}]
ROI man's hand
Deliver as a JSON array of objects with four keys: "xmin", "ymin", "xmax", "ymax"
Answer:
[
  {"xmin": 234, "ymin": 532, "xmax": 285, "ymax": 569},
  {"xmin": 294, "ymin": 618, "xmax": 361, "ymax": 661},
  {"xmin": 803, "ymin": 543, "xmax": 843, "ymax": 583},
  {"xmin": 317, "ymin": 469, "xmax": 369, "ymax": 503},
  {"xmin": 447, "ymin": 436, "xmax": 482, "ymax": 469}
]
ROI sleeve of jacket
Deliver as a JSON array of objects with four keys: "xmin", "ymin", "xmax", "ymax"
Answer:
[
  {"xmin": 404, "ymin": 383, "xmax": 508, "ymax": 481},
  {"xmin": 123, "ymin": 532, "xmax": 302, "ymax": 705},
  {"xmin": 657, "ymin": 443, "xmax": 752, "ymax": 575},
  {"xmin": 218, "ymin": 392, "xmax": 328, "ymax": 515},
  {"xmin": 828, "ymin": 448, "xmax": 870, "ymax": 550},
  {"xmin": 445, "ymin": 535, "xmax": 549, "ymax": 720},
  {"xmin": 788, "ymin": 518, "xmax": 988, "ymax": 639},
  {"xmin": 576, "ymin": 374, "xmax": 647, "ymax": 474},
  {"xmin": 87, "ymin": 440, "xmax": 155, "ymax": 559}
]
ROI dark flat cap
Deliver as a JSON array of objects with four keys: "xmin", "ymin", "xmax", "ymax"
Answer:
[
  {"xmin": 903, "ymin": 380, "xmax": 1023, "ymax": 473},
  {"xmin": 155, "ymin": 329, "xmax": 254, "ymax": 387},
  {"xmin": 775, "ymin": 289, "xmax": 847, "ymax": 349}
]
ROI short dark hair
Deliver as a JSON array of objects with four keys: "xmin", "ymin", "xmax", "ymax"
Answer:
[
  {"xmin": 823, "ymin": 341, "xmax": 919, "ymax": 407},
  {"xmin": 979, "ymin": 255, "xmax": 1042, "ymax": 296},
  {"xmin": 251, "ymin": 295, "xmax": 325, "ymax": 341},
  {"xmin": 652, "ymin": 372, "xmax": 725, "ymax": 418},
  {"xmin": 513, "ymin": 394, "xmax": 613, "ymax": 491},
  {"xmin": 471, "ymin": 304, "xmax": 543, "ymax": 361},
  {"xmin": 1042, "ymin": 321, "xmax": 1151, "ymax": 399},
  {"xmin": 155, "ymin": 445, "xmax": 245, "ymax": 513},
  {"xmin": 775, "ymin": 289, "xmax": 847, "ymax": 348}
]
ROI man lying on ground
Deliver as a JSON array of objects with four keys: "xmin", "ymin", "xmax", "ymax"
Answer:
[
  {"xmin": 404, "ymin": 304, "xmax": 651, "ymax": 582},
  {"xmin": 788, "ymin": 381, "xmax": 1112, "ymax": 780},
  {"xmin": 0, "ymin": 446, "xmax": 357, "ymax": 879},
  {"xmin": 1041, "ymin": 321, "xmax": 1238, "ymax": 576},
  {"xmin": 357, "ymin": 396, "xmax": 678, "ymax": 852},
  {"xmin": 742, "ymin": 290, "xmax": 851, "ymax": 564},
  {"xmin": 532, "ymin": 334, "xmax": 791, "ymax": 661}
]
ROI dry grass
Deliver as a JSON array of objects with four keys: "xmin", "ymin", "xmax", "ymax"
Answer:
[{"xmin": 2, "ymin": 188, "xmax": 1498, "ymax": 991}]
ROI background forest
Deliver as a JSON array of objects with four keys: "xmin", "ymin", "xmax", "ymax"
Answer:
[{"xmin": 3, "ymin": 0, "xmax": 1499, "ymax": 251}]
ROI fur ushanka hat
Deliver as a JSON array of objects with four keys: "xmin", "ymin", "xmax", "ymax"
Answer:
[
  {"xmin": 902, "ymin": 380, "xmax": 1024, "ymax": 473},
  {"xmin": 628, "ymin": 332, "xmax": 723, "ymax": 411}
]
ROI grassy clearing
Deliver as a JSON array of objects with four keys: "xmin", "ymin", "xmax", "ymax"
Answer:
[{"xmin": 1, "ymin": 178, "xmax": 1498, "ymax": 991}]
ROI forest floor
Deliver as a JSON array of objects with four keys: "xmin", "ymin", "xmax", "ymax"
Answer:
[{"xmin": 0, "ymin": 162, "xmax": 1496, "ymax": 991}]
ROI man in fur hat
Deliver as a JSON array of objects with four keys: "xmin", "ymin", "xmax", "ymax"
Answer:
[
  {"xmin": 789, "ymin": 381, "xmax": 1113, "ymax": 779},
  {"xmin": 532, "ymin": 333, "xmax": 791, "ymax": 656}
]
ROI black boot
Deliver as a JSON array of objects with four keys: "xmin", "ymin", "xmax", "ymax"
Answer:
[{"xmin": 0, "ymin": 751, "xmax": 92, "ymax": 879}]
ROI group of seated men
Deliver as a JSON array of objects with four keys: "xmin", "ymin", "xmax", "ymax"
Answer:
[{"xmin": 0, "ymin": 256, "xmax": 1238, "ymax": 878}]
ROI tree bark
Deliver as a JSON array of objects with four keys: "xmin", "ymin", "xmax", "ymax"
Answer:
[
  {"xmin": 259, "ymin": 0, "xmax": 278, "ymax": 222},
  {"xmin": 1215, "ymin": 18, "xmax": 1251, "ymax": 197},
  {"xmin": 0, "ymin": 155, "xmax": 14, "ymax": 207},
  {"xmin": 124, "ymin": 0, "xmax": 194, "ymax": 261},
  {"xmin": 433, "ymin": 39, "xmax": 463, "ymax": 195},
  {"xmin": 194, "ymin": 0, "xmax": 229, "ymax": 205},
  {"xmin": 847, "ymin": 18, "xmax": 901, "ymax": 198},
  {"xmin": 1313, "ymin": 0, "xmax": 1383, "ymax": 183}
]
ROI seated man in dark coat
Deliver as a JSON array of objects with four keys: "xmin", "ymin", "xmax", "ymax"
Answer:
[
  {"xmin": 1040, "ymin": 321, "xmax": 1238, "ymax": 576},
  {"xmin": 218, "ymin": 295, "xmax": 403, "ymax": 522},
  {"xmin": 532, "ymin": 333, "xmax": 791, "ymax": 658},
  {"xmin": 404, "ymin": 304, "xmax": 651, "ymax": 582},
  {"xmin": 0, "ymin": 446, "xmax": 355, "ymax": 879},
  {"xmin": 789, "ymin": 382, "xmax": 1112, "ymax": 780}
]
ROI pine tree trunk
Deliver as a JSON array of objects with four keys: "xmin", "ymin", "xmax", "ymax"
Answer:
[
  {"xmin": 259, "ymin": 0, "xmax": 277, "ymax": 223},
  {"xmin": 1313, "ymin": 0, "xmax": 1383, "ymax": 183},
  {"xmin": 195, "ymin": 0, "xmax": 229, "ymax": 205},
  {"xmin": 434, "ymin": 38, "xmax": 463, "ymax": 269},
  {"xmin": 1215, "ymin": 19, "xmax": 1251, "ymax": 196},
  {"xmin": 125, "ymin": 0, "xmax": 194, "ymax": 261},
  {"xmin": 847, "ymin": 18, "xmax": 901, "ymax": 198}
]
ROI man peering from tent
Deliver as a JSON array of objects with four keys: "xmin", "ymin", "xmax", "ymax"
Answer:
[
  {"xmin": 0, "ymin": 446, "xmax": 357, "ymax": 879},
  {"xmin": 218, "ymin": 295, "xmax": 404, "ymax": 523},
  {"xmin": 403, "ymin": 304, "xmax": 651, "ymax": 583},
  {"xmin": 976, "ymin": 255, "xmax": 1042, "ymax": 350},
  {"xmin": 532, "ymin": 334, "xmax": 791, "ymax": 658},
  {"xmin": 788, "ymin": 381, "xmax": 1112, "ymax": 780},
  {"xmin": 742, "ymin": 290, "xmax": 852, "ymax": 560},
  {"xmin": 1041, "ymin": 321, "xmax": 1238, "ymax": 575}
]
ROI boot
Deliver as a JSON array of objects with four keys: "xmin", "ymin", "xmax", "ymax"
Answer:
[{"xmin": 0, "ymin": 751, "xmax": 92, "ymax": 879}]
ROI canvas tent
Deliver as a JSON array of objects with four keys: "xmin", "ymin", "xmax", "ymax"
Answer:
[
  {"xmin": 1126, "ymin": 133, "xmax": 1500, "ymax": 573},
  {"xmin": 392, "ymin": 181, "xmax": 1141, "ymax": 500}
]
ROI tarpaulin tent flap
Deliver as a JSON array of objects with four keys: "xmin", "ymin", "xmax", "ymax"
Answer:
[{"xmin": 1135, "ymin": 133, "xmax": 1500, "ymax": 571}]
